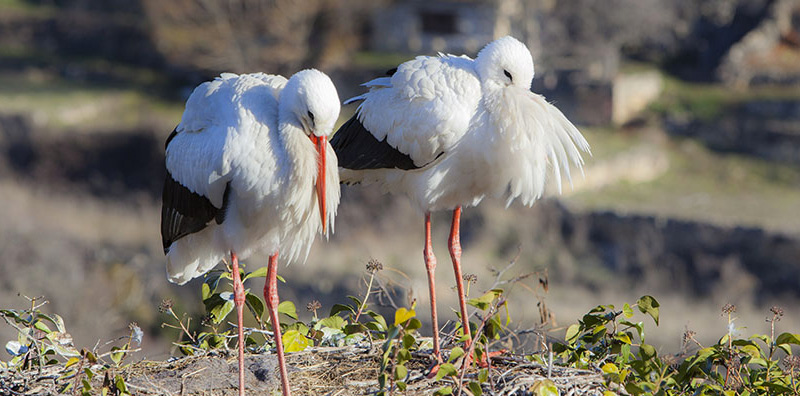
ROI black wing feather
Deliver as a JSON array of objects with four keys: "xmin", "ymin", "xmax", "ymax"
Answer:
[
  {"xmin": 161, "ymin": 130, "xmax": 231, "ymax": 253},
  {"xmin": 330, "ymin": 115, "xmax": 421, "ymax": 171},
  {"xmin": 164, "ymin": 127, "xmax": 178, "ymax": 149}
]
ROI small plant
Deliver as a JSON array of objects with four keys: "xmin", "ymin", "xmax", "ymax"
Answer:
[
  {"xmin": 433, "ymin": 288, "xmax": 509, "ymax": 396},
  {"xmin": 554, "ymin": 296, "xmax": 800, "ymax": 395},
  {"xmin": 376, "ymin": 303, "xmax": 422, "ymax": 395},
  {"xmin": 1, "ymin": 294, "xmax": 139, "ymax": 395}
]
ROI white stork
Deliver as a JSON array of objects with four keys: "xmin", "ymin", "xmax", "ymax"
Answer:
[
  {"xmin": 161, "ymin": 70, "xmax": 341, "ymax": 396},
  {"xmin": 331, "ymin": 36, "xmax": 590, "ymax": 364}
]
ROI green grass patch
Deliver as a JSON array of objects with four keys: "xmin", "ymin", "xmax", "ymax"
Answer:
[
  {"xmin": 649, "ymin": 76, "xmax": 800, "ymax": 121},
  {"xmin": 0, "ymin": 71, "xmax": 183, "ymax": 132},
  {"xmin": 0, "ymin": 0, "xmax": 56, "ymax": 17},
  {"xmin": 351, "ymin": 51, "xmax": 415, "ymax": 71}
]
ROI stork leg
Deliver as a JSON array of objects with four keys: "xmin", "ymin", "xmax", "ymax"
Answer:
[
  {"xmin": 230, "ymin": 251, "xmax": 246, "ymax": 396},
  {"xmin": 448, "ymin": 206, "xmax": 472, "ymax": 343},
  {"xmin": 423, "ymin": 212, "xmax": 443, "ymax": 368},
  {"xmin": 448, "ymin": 210, "xmax": 506, "ymax": 367},
  {"xmin": 265, "ymin": 252, "xmax": 291, "ymax": 396}
]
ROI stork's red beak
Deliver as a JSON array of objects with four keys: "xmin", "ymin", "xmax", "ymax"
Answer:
[{"xmin": 310, "ymin": 134, "xmax": 327, "ymax": 235}]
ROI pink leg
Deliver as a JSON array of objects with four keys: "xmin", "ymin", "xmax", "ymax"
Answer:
[
  {"xmin": 423, "ymin": 212, "xmax": 441, "ymax": 359},
  {"xmin": 448, "ymin": 206, "xmax": 472, "ymax": 343},
  {"xmin": 265, "ymin": 252, "xmax": 291, "ymax": 396},
  {"xmin": 230, "ymin": 251, "xmax": 246, "ymax": 396}
]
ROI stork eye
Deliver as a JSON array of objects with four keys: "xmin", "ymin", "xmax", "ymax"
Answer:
[
  {"xmin": 503, "ymin": 69, "xmax": 512, "ymax": 81},
  {"xmin": 307, "ymin": 111, "xmax": 315, "ymax": 122}
]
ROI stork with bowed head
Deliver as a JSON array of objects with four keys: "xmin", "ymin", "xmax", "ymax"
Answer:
[
  {"xmin": 161, "ymin": 70, "xmax": 340, "ymax": 396},
  {"xmin": 331, "ymin": 36, "xmax": 590, "ymax": 366}
]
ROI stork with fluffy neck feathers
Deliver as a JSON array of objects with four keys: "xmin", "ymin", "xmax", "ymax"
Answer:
[
  {"xmin": 331, "ymin": 36, "xmax": 590, "ymax": 366},
  {"xmin": 161, "ymin": 69, "xmax": 340, "ymax": 396}
]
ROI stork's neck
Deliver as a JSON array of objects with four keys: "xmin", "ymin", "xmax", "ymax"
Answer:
[
  {"xmin": 480, "ymin": 86, "xmax": 511, "ymax": 140},
  {"xmin": 277, "ymin": 118, "xmax": 316, "ymax": 188}
]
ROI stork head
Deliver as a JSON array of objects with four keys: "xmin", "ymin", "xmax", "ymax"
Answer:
[
  {"xmin": 474, "ymin": 36, "xmax": 535, "ymax": 91},
  {"xmin": 283, "ymin": 69, "xmax": 341, "ymax": 235}
]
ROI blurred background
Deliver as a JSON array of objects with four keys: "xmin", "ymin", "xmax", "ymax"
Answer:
[{"xmin": 1, "ymin": 0, "xmax": 799, "ymax": 360}]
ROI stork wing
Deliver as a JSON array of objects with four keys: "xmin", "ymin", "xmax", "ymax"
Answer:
[
  {"xmin": 333, "ymin": 55, "xmax": 482, "ymax": 168},
  {"xmin": 161, "ymin": 73, "xmax": 285, "ymax": 251}
]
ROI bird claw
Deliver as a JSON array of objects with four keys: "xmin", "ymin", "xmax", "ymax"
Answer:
[{"xmin": 467, "ymin": 349, "xmax": 507, "ymax": 368}]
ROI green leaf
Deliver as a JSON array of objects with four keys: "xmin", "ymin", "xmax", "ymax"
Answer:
[
  {"xmin": 282, "ymin": 329, "xmax": 312, "ymax": 352},
  {"xmin": 478, "ymin": 368, "xmax": 488, "ymax": 383},
  {"xmin": 378, "ymin": 373, "xmax": 387, "ymax": 390},
  {"xmin": 448, "ymin": 346, "xmax": 465, "ymax": 363},
  {"xmin": 344, "ymin": 323, "xmax": 366, "ymax": 335},
  {"xmin": 750, "ymin": 333, "xmax": 771, "ymax": 347},
  {"xmin": 65, "ymin": 357, "xmax": 81, "ymax": 369},
  {"xmin": 396, "ymin": 380, "xmax": 407, "ymax": 391},
  {"xmin": 394, "ymin": 308, "xmax": 416, "ymax": 326},
  {"xmin": 434, "ymin": 386, "xmax": 453, "ymax": 395},
  {"xmin": 366, "ymin": 311, "xmax": 388, "ymax": 332},
  {"xmin": 277, "ymin": 301, "xmax": 298, "ymax": 320},
  {"xmin": 434, "ymin": 363, "xmax": 458, "ymax": 381},
  {"xmin": 347, "ymin": 296, "xmax": 363, "ymax": 309},
  {"xmin": 243, "ymin": 267, "xmax": 267, "ymax": 281},
  {"xmin": 245, "ymin": 292, "xmax": 264, "ymax": 321},
  {"xmin": 203, "ymin": 271, "xmax": 224, "ymax": 294},
  {"xmin": 114, "ymin": 375, "xmax": 128, "ymax": 394},
  {"xmin": 624, "ymin": 381, "xmax": 645, "ymax": 395},
  {"xmin": 622, "ymin": 303, "xmax": 634, "ymax": 318},
  {"xmin": 201, "ymin": 283, "xmax": 212, "ymax": 300},
  {"xmin": 205, "ymin": 294, "xmax": 235, "ymax": 324},
  {"xmin": 109, "ymin": 346, "xmax": 125, "ymax": 365},
  {"xmin": 601, "ymin": 362, "xmax": 619, "ymax": 374},
  {"xmin": 402, "ymin": 333, "xmax": 416, "ymax": 349},
  {"xmin": 33, "ymin": 320, "xmax": 52, "ymax": 333},
  {"xmin": 530, "ymin": 379, "xmax": 559, "ymax": 396},
  {"xmin": 638, "ymin": 344, "xmax": 657, "ymax": 361},
  {"xmin": 614, "ymin": 333, "xmax": 632, "ymax": 344},
  {"xmin": 330, "ymin": 303, "xmax": 355, "ymax": 317},
  {"xmin": 636, "ymin": 296, "xmax": 659, "ymax": 325},
  {"xmin": 565, "ymin": 324, "xmax": 581, "ymax": 344},
  {"xmin": 467, "ymin": 289, "xmax": 503, "ymax": 311},
  {"xmin": 286, "ymin": 322, "xmax": 310, "ymax": 336},
  {"xmin": 621, "ymin": 320, "xmax": 645, "ymax": 341},
  {"xmin": 775, "ymin": 332, "xmax": 800, "ymax": 346},
  {"xmin": 316, "ymin": 316, "xmax": 346, "ymax": 330},
  {"xmin": 395, "ymin": 364, "xmax": 407, "ymax": 380},
  {"xmin": 468, "ymin": 381, "xmax": 483, "ymax": 396},
  {"xmin": 405, "ymin": 318, "xmax": 422, "ymax": 331},
  {"xmin": 383, "ymin": 326, "xmax": 401, "ymax": 352}
]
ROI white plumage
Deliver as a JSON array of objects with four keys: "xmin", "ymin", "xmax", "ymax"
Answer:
[
  {"xmin": 163, "ymin": 70, "xmax": 340, "ymax": 284},
  {"xmin": 331, "ymin": 36, "xmax": 590, "ymax": 363},
  {"xmin": 161, "ymin": 69, "xmax": 340, "ymax": 396},
  {"xmin": 338, "ymin": 36, "xmax": 589, "ymax": 211}
]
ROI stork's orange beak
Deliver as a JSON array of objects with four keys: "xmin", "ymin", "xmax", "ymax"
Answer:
[{"xmin": 310, "ymin": 134, "xmax": 327, "ymax": 235}]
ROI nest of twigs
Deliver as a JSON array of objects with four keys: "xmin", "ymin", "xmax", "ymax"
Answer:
[{"xmin": 1, "ymin": 340, "xmax": 607, "ymax": 396}]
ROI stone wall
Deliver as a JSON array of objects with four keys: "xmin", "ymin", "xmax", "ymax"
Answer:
[{"xmin": 612, "ymin": 71, "xmax": 663, "ymax": 125}]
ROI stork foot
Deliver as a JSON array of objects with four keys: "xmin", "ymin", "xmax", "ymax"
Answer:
[
  {"xmin": 465, "ymin": 348, "xmax": 508, "ymax": 368},
  {"xmin": 424, "ymin": 352, "xmax": 444, "ymax": 379}
]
